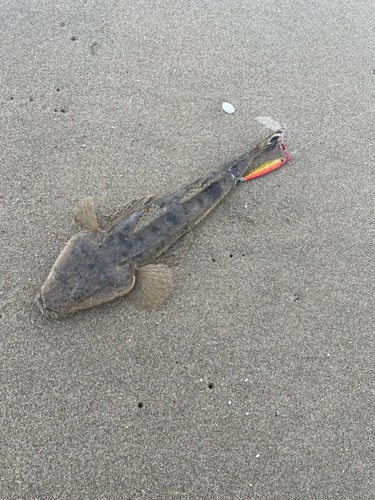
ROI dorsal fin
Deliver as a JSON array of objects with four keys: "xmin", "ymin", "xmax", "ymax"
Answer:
[
  {"xmin": 106, "ymin": 195, "xmax": 154, "ymax": 231},
  {"xmin": 178, "ymin": 176, "xmax": 208, "ymax": 204},
  {"xmin": 114, "ymin": 195, "xmax": 153, "ymax": 221},
  {"xmin": 131, "ymin": 201, "xmax": 168, "ymax": 234}
]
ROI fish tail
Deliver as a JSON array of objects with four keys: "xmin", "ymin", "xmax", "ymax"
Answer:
[
  {"xmin": 239, "ymin": 129, "xmax": 284, "ymax": 178},
  {"xmin": 256, "ymin": 129, "xmax": 284, "ymax": 155}
]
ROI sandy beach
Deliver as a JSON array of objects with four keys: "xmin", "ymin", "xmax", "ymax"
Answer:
[{"xmin": 1, "ymin": 1, "xmax": 374, "ymax": 498}]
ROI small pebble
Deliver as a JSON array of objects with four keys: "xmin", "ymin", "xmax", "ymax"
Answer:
[{"xmin": 222, "ymin": 102, "xmax": 235, "ymax": 114}]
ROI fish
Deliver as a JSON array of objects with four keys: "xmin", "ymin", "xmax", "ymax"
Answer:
[{"xmin": 40, "ymin": 129, "xmax": 284, "ymax": 314}]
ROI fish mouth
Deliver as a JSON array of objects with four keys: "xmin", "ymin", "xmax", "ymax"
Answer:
[
  {"xmin": 39, "ymin": 287, "xmax": 102, "ymax": 315},
  {"xmin": 39, "ymin": 274, "xmax": 136, "ymax": 315},
  {"xmin": 35, "ymin": 291, "xmax": 62, "ymax": 318}
]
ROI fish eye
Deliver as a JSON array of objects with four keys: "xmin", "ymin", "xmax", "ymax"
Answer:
[{"xmin": 71, "ymin": 287, "xmax": 83, "ymax": 300}]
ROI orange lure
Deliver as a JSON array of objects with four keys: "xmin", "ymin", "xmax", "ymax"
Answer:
[
  {"xmin": 241, "ymin": 129, "xmax": 291, "ymax": 182},
  {"xmin": 242, "ymin": 156, "xmax": 289, "ymax": 181}
]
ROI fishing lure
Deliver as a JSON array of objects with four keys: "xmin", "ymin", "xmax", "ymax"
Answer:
[
  {"xmin": 240, "ymin": 127, "xmax": 291, "ymax": 182},
  {"xmin": 241, "ymin": 156, "xmax": 289, "ymax": 181}
]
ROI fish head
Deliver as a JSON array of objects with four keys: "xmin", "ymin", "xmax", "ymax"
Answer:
[{"xmin": 40, "ymin": 232, "xmax": 135, "ymax": 314}]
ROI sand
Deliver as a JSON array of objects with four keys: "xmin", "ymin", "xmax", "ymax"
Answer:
[{"xmin": 1, "ymin": 1, "xmax": 374, "ymax": 498}]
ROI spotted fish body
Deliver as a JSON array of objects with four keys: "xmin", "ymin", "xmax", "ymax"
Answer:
[{"xmin": 40, "ymin": 130, "xmax": 283, "ymax": 314}]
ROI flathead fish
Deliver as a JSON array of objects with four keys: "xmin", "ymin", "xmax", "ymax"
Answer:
[{"xmin": 40, "ymin": 130, "xmax": 284, "ymax": 314}]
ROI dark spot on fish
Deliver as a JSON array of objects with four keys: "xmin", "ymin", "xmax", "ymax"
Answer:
[
  {"xmin": 87, "ymin": 263, "xmax": 95, "ymax": 270},
  {"xmin": 72, "ymin": 288, "xmax": 83, "ymax": 300},
  {"xmin": 103, "ymin": 233, "xmax": 116, "ymax": 246},
  {"xmin": 154, "ymin": 242, "xmax": 164, "ymax": 253},
  {"xmin": 55, "ymin": 271, "xmax": 67, "ymax": 281},
  {"xmin": 118, "ymin": 233, "xmax": 127, "ymax": 245},
  {"xmin": 197, "ymin": 198, "xmax": 205, "ymax": 206},
  {"xmin": 118, "ymin": 238, "xmax": 133, "ymax": 252},
  {"xmin": 136, "ymin": 236, "xmax": 145, "ymax": 245},
  {"xmin": 166, "ymin": 212, "xmax": 178, "ymax": 225},
  {"xmin": 206, "ymin": 182, "xmax": 222, "ymax": 200},
  {"xmin": 150, "ymin": 225, "xmax": 159, "ymax": 233},
  {"xmin": 182, "ymin": 205, "xmax": 190, "ymax": 217}
]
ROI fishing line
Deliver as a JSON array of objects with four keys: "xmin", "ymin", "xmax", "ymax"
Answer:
[{"xmin": 287, "ymin": 106, "xmax": 375, "ymax": 156}]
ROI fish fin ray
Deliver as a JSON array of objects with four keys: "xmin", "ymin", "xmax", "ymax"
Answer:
[
  {"xmin": 98, "ymin": 195, "xmax": 154, "ymax": 230},
  {"xmin": 178, "ymin": 176, "xmax": 209, "ymax": 204},
  {"xmin": 132, "ymin": 202, "xmax": 168, "ymax": 234},
  {"xmin": 155, "ymin": 231, "xmax": 194, "ymax": 267},
  {"xmin": 126, "ymin": 264, "xmax": 173, "ymax": 310},
  {"xmin": 114, "ymin": 195, "xmax": 153, "ymax": 221},
  {"xmin": 73, "ymin": 198, "xmax": 100, "ymax": 232}
]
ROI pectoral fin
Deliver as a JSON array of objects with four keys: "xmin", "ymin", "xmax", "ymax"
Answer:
[
  {"xmin": 126, "ymin": 264, "xmax": 173, "ymax": 310},
  {"xmin": 73, "ymin": 198, "xmax": 100, "ymax": 232}
]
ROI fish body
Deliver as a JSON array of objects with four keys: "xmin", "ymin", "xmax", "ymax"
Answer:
[{"xmin": 41, "ymin": 130, "xmax": 283, "ymax": 314}]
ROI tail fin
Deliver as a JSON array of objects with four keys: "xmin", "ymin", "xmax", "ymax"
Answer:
[
  {"xmin": 236, "ymin": 129, "xmax": 284, "ymax": 179},
  {"xmin": 257, "ymin": 129, "xmax": 283, "ymax": 153}
]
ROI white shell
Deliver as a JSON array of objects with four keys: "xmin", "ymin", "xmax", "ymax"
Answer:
[{"xmin": 222, "ymin": 102, "xmax": 235, "ymax": 114}]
